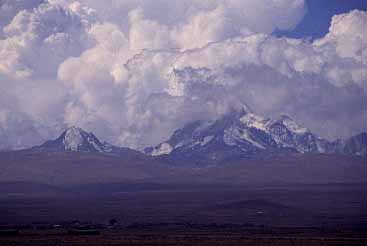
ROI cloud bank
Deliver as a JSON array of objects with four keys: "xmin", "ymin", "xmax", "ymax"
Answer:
[{"xmin": 0, "ymin": 0, "xmax": 366, "ymax": 150}]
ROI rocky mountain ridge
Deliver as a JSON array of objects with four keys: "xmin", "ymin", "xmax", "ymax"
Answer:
[
  {"xmin": 8, "ymin": 108, "xmax": 366, "ymax": 167},
  {"xmin": 145, "ymin": 107, "xmax": 367, "ymax": 165}
]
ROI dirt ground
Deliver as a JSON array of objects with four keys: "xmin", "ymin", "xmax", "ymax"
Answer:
[
  {"xmin": 1, "ymin": 231, "xmax": 367, "ymax": 246},
  {"xmin": 1, "ymin": 185, "xmax": 367, "ymax": 245}
]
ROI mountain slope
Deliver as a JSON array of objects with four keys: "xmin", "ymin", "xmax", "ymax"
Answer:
[
  {"xmin": 146, "ymin": 107, "xmax": 366, "ymax": 165},
  {"xmin": 0, "ymin": 125, "xmax": 366, "ymax": 186},
  {"xmin": 32, "ymin": 126, "xmax": 144, "ymax": 159},
  {"xmin": 0, "ymin": 127, "xmax": 176, "ymax": 185},
  {"xmin": 37, "ymin": 127, "xmax": 107, "ymax": 152},
  {"xmin": 333, "ymin": 133, "xmax": 367, "ymax": 157}
]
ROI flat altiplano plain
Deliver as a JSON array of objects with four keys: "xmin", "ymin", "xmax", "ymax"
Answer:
[
  {"xmin": 1, "ymin": 185, "xmax": 367, "ymax": 225},
  {"xmin": 1, "ymin": 184, "xmax": 367, "ymax": 245}
]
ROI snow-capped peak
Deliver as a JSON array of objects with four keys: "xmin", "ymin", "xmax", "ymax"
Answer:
[
  {"xmin": 146, "ymin": 108, "xmax": 332, "ymax": 162},
  {"xmin": 276, "ymin": 115, "xmax": 308, "ymax": 134},
  {"xmin": 60, "ymin": 126, "xmax": 105, "ymax": 152},
  {"xmin": 240, "ymin": 113, "xmax": 270, "ymax": 132},
  {"xmin": 34, "ymin": 127, "xmax": 146, "ymax": 158},
  {"xmin": 150, "ymin": 143, "xmax": 173, "ymax": 156},
  {"xmin": 63, "ymin": 127, "xmax": 85, "ymax": 151},
  {"xmin": 39, "ymin": 126, "xmax": 107, "ymax": 153}
]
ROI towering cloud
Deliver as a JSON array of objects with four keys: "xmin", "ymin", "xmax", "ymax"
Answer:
[{"xmin": 0, "ymin": 0, "xmax": 366, "ymax": 150}]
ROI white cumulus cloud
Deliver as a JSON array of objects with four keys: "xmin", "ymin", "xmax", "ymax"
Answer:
[{"xmin": 0, "ymin": 0, "xmax": 366, "ymax": 150}]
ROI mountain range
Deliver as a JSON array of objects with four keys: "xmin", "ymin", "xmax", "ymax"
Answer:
[
  {"xmin": 145, "ymin": 107, "xmax": 367, "ymax": 165},
  {"xmin": 0, "ymin": 108, "xmax": 366, "ymax": 186},
  {"xmin": 4, "ymin": 107, "xmax": 364, "ymax": 164},
  {"xmin": 8, "ymin": 107, "xmax": 363, "ymax": 166}
]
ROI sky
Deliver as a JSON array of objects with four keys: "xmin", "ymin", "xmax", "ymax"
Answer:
[
  {"xmin": 0, "ymin": 0, "xmax": 367, "ymax": 150},
  {"xmin": 277, "ymin": 0, "xmax": 367, "ymax": 39}
]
